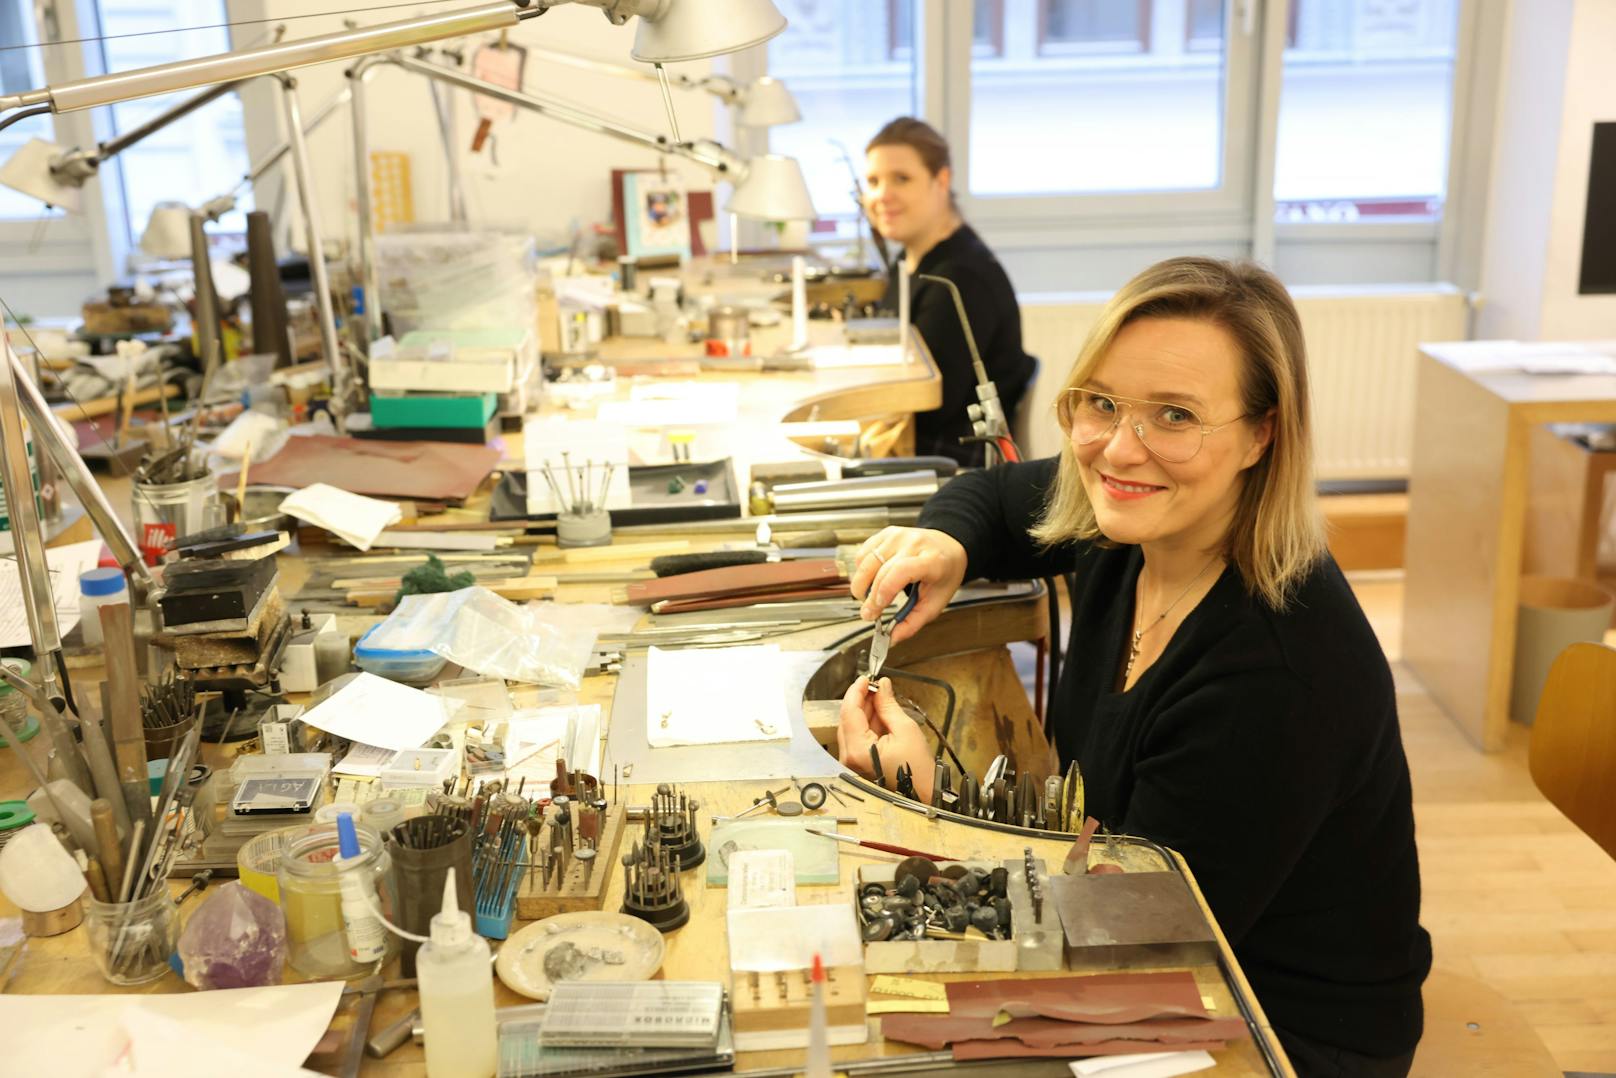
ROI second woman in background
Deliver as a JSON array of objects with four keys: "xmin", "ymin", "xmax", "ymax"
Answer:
[{"xmin": 865, "ymin": 117, "xmax": 1037, "ymax": 467}]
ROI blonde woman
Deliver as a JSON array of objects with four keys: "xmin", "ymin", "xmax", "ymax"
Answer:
[{"xmin": 837, "ymin": 257, "xmax": 1430, "ymax": 1077}]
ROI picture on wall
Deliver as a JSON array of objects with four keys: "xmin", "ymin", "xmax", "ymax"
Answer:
[{"xmin": 621, "ymin": 170, "xmax": 692, "ymax": 260}]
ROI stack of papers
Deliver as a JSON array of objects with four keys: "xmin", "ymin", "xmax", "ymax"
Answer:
[
  {"xmin": 298, "ymin": 673, "xmax": 456, "ymax": 751},
  {"xmin": 279, "ymin": 484, "xmax": 402, "ymax": 551},
  {"xmin": 0, "ymin": 538, "xmax": 103, "ymax": 647}
]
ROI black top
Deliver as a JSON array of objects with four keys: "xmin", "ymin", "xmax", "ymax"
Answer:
[
  {"xmin": 881, "ymin": 224, "xmax": 1037, "ymax": 467},
  {"xmin": 918, "ymin": 457, "xmax": 1432, "ymax": 1057}
]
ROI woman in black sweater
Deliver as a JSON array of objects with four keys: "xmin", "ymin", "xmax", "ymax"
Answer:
[
  {"xmin": 865, "ymin": 118, "xmax": 1036, "ymax": 466},
  {"xmin": 836, "ymin": 257, "xmax": 1431, "ymax": 1077}
]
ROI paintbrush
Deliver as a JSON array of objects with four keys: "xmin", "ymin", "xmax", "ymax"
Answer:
[{"xmin": 805, "ymin": 829, "xmax": 951, "ymax": 862}]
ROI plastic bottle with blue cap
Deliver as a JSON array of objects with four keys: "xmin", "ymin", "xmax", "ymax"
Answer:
[
  {"xmin": 417, "ymin": 866, "xmax": 496, "ymax": 1077},
  {"xmin": 335, "ymin": 813, "xmax": 387, "ymax": 964},
  {"xmin": 78, "ymin": 568, "xmax": 127, "ymax": 648}
]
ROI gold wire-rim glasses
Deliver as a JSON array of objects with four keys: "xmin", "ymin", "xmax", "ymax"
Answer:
[{"xmin": 1058, "ymin": 387, "xmax": 1251, "ymax": 464}]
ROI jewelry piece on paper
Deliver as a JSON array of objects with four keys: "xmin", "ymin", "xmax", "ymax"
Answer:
[
  {"xmin": 660, "ymin": 710, "xmax": 672, "ymax": 729},
  {"xmin": 755, "ymin": 718, "xmax": 776, "ymax": 735}
]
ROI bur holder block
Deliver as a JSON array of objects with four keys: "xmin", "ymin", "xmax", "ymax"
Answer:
[
  {"xmin": 514, "ymin": 803, "xmax": 627, "ymax": 920},
  {"xmin": 731, "ymin": 964, "xmax": 867, "ymax": 1040}
]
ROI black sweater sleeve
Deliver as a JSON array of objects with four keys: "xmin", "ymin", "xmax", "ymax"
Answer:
[{"xmin": 917, "ymin": 457, "xmax": 1085, "ymax": 582}]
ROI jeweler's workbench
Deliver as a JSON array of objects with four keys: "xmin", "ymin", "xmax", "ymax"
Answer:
[{"xmin": 0, "ymin": 326, "xmax": 1291, "ymax": 1076}]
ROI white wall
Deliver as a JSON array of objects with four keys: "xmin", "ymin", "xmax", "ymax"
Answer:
[
  {"xmin": 229, "ymin": 0, "xmax": 727, "ymax": 260},
  {"xmin": 1476, "ymin": 0, "xmax": 1616, "ymax": 340}
]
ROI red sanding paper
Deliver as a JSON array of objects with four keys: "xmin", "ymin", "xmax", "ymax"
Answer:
[
  {"xmin": 946, "ymin": 971, "xmax": 1210, "ymax": 1025},
  {"xmin": 244, "ymin": 435, "xmax": 502, "ymax": 503}
]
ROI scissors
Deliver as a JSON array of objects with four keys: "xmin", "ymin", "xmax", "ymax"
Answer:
[{"xmin": 866, "ymin": 585, "xmax": 920, "ymax": 689}]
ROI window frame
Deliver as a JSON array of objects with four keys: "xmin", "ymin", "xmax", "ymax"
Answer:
[{"xmin": 1037, "ymin": 0, "xmax": 1153, "ymax": 57}]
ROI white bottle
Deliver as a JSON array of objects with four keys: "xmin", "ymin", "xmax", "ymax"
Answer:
[
  {"xmin": 77, "ymin": 569, "xmax": 127, "ymax": 648},
  {"xmin": 417, "ymin": 868, "xmax": 496, "ymax": 1078}
]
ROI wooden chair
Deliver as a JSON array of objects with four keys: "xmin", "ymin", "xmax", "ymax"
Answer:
[
  {"xmin": 1529, "ymin": 641, "xmax": 1616, "ymax": 861},
  {"xmin": 1410, "ymin": 969, "xmax": 1560, "ymax": 1077}
]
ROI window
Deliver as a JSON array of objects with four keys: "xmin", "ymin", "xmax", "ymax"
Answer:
[
  {"xmin": 767, "ymin": 0, "xmax": 918, "ymax": 230},
  {"xmin": 0, "ymin": 0, "xmax": 61, "ymax": 220},
  {"xmin": 94, "ymin": 0, "xmax": 253, "ymax": 245},
  {"xmin": 1273, "ymin": 0, "xmax": 1461, "ymax": 222},
  {"xmin": 969, "ymin": 0, "xmax": 1247, "ymax": 198},
  {"xmin": 1039, "ymin": 0, "xmax": 1150, "ymax": 55},
  {"xmin": 889, "ymin": 1, "xmax": 1005, "ymax": 60}
]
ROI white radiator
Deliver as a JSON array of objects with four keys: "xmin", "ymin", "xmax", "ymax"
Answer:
[{"xmin": 1016, "ymin": 285, "xmax": 1470, "ymax": 480}]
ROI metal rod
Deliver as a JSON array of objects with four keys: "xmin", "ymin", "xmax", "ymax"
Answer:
[
  {"xmin": 428, "ymin": 78, "xmax": 468, "ymax": 225},
  {"xmin": 0, "ymin": 1, "xmax": 529, "ymax": 113},
  {"xmin": 99, "ymin": 80, "xmax": 242, "ymax": 157},
  {"xmin": 347, "ymin": 61, "xmax": 383, "ymax": 340},
  {"xmin": 188, "ymin": 212, "xmax": 223, "ymax": 387},
  {"xmin": 243, "ymin": 84, "xmax": 351, "ymax": 188},
  {"xmin": 653, "ymin": 63, "xmax": 681, "ymax": 144},
  {"xmin": 277, "ymin": 75, "xmax": 347, "ymax": 422}
]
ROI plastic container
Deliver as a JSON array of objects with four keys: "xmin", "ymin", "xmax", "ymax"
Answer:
[
  {"xmin": 417, "ymin": 869, "xmax": 497, "ymax": 1078},
  {"xmin": 85, "ymin": 890, "xmax": 180, "ymax": 985},
  {"xmin": 1511, "ymin": 575, "xmax": 1616, "ymax": 724},
  {"xmin": 353, "ymin": 622, "xmax": 447, "ymax": 685},
  {"xmin": 237, "ymin": 826, "xmax": 297, "ymax": 905},
  {"xmin": 275, "ymin": 820, "xmax": 396, "ymax": 977},
  {"xmin": 77, "ymin": 569, "xmax": 127, "ymax": 648}
]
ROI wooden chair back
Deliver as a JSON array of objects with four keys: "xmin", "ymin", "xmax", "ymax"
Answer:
[{"xmin": 1529, "ymin": 641, "xmax": 1616, "ymax": 861}]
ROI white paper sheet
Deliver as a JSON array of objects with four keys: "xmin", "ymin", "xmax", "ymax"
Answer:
[
  {"xmin": 522, "ymin": 416, "xmax": 632, "ymax": 515},
  {"xmin": 279, "ymin": 483, "xmax": 402, "ymax": 551},
  {"xmin": 0, "ymin": 538, "xmax": 104, "ymax": 647},
  {"xmin": 502, "ymin": 703, "xmax": 602, "ymax": 795},
  {"xmin": 0, "ymin": 981, "xmax": 343, "ymax": 1078},
  {"xmin": 297, "ymin": 671, "xmax": 454, "ymax": 751},
  {"xmin": 805, "ymin": 343, "xmax": 906, "ymax": 369},
  {"xmin": 727, "ymin": 904, "xmax": 864, "ymax": 972},
  {"xmin": 1070, "ymin": 1051, "xmax": 1216, "ymax": 1078},
  {"xmin": 645, "ymin": 645, "xmax": 792, "ymax": 748},
  {"xmin": 597, "ymin": 383, "xmax": 739, "ymax": 428},
  {"xmin": 332, "ymin": 741, "xmax": 395, "ymax": 777}
]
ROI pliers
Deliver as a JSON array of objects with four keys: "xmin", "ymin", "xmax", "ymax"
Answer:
[{"xmin": 866, "ymin": 586, "xmax": 920, "ymax": 689}]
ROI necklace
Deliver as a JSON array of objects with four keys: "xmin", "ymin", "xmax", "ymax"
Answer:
[{"xmin": 1124, "ymin": 555, "xmax": 1222, "ymax": 683}]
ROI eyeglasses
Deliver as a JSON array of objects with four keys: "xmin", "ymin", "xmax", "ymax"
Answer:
[{"xmin": 1059, "ymin": 388, "xmax": 1248, "ymax": 464}]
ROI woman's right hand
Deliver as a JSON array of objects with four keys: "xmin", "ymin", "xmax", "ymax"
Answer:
[{"xmin": 849, "ymin": 526, "xmax": 968, "ymax": 647}]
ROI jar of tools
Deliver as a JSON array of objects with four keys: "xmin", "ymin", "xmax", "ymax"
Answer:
[
  {"xmin": 276, "ymin": 821, "xmax": 397, "ymax": 978},
  {"xmin": 85, "ymin": 889, "xmax": 181, "ymax": 985}
]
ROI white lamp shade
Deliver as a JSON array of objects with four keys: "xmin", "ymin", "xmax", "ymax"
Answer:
[
  {"xmin": 739, "ymin": 76, "xmax": 801, "ymax": 127},
  {"xmin": 141, "ymin": 202, "xmax": 194, "ymax": 260},
  {"xmin": 632, "ymin": 0, "xmax": 787, "ymax": 63},
  {"xmin": 0, "ymin": 138, "xmax": 82, "ymax": 213},
  {"xmin": 725, "ymin": 154, "xmax": 816, "ymax": 222}
]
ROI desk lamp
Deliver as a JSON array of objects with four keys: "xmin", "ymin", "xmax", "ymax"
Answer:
[
  {"xmin": 523, "ymin": 47, "xmax": 802, "ymax": 127},
  {"xmin": 347, "ymin": 52, "xmax": 816, "ymax": 337}
]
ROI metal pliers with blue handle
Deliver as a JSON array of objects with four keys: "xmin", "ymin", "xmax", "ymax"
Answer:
[{"xmin": 865, "ymin": 585, "xmax": 920, "ymax": 688}]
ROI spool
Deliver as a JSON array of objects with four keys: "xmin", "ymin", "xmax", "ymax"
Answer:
[
  {"xmin": 0, "ymin": 801, "xmax": 34, "ymax": 851},
  {"xmin": 21, "ymin": 898, "xmax": 82, "ymax": 937}
]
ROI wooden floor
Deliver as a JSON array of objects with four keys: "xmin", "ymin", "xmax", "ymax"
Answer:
[
  {"xmin": 1016, "ymin": 572, "xmax": 1616, "ymax": 1071},
  {"xmin": 1354, "ymin": 573, "xmax": 1616, "ymax": 1074}
]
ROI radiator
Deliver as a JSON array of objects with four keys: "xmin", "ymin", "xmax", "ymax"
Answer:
[{"xmin": 1016, "ymin": 286, "xmax": 1470, "ymax": 480}]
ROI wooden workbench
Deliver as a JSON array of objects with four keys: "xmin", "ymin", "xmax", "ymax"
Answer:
[
  {"xmin": 1401, "ymin": 340, "xmax": 1616, "ymax": 750},
  {"xmin": 0, "ymin": 322, "xmax": 1290, "ymax": 1075}
]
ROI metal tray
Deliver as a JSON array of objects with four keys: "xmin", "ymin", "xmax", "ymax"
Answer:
[{"xmin": 490, "ymin": 458, "xmax": 742, "ymax": 526}]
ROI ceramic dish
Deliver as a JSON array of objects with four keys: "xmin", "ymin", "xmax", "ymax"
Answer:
[{"xmin": 495, "ymin": 910, "xmax": 665, "ymax": 1001}]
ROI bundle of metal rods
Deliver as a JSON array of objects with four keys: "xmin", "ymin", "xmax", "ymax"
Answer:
[
  {"xmin": 140, "ymin": 669, "xmax": 196, "ymax": 731},
  {"xmin": 538, "ymin": 451, "xmax": 614, "ymax": 516},
  {"xmin": 390, "ymin": 814, "xmax": 469, "ymax": 851}
]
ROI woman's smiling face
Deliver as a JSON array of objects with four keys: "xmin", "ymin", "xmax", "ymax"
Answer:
[{"xmin": 1070, "ymin": 316, "xmax": 1273, "ymax": 554}]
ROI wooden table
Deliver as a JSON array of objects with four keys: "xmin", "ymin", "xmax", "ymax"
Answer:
[
  {"xmin": 1402, "ymin": 340, "xmax": 1616, "ymax": 750},
  {"xmin": 0, "ymin": 325, "xmax": 1289, "ymax": 1075}
]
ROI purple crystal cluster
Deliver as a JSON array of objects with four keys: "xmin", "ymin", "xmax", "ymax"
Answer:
[{"xmin": 178, "ymin": 882, "xmax": 288, "ymax": 989}]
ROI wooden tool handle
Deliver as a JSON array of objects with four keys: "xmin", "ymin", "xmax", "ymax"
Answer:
[{"xmin": 91, "ymin": 797, "xmax": 124, "ymax": 889}]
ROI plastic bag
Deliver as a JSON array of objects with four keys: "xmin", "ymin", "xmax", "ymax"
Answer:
[{"xmin": 363, "ymin": 587, "xmax": 597, "ymax": 691}]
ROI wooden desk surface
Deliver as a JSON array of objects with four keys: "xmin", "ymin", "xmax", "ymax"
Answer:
[
  {"xmin": 0, "ymin": 330, "xmax": 1287, "ymax": 1076},
  {"xmin": 1403, "ymin": 342, "xmax": 1616, "ymax": 750}
]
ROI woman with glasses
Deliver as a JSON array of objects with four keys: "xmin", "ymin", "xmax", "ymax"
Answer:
[
  {"xmin": 864, "ymin": 117, "xmax": 1037, "ymax": 466},
  {"xmin": 836, "ymin": 257, "xmax": 1431, "ymax": 1077}
]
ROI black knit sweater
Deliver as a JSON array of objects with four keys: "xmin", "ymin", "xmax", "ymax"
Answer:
[
  {"xmin": 918, "ymin": 457, "xmax": 1431, "ymax": 1057},
  {"xmin": 880, "ymin": 224, "xmax": 1037, "ymax": 467}
]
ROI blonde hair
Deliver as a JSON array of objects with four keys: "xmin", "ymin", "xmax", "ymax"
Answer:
[{"xmin": 1029, "ymin": 257, "xmax": 1326, "ymax": 610}]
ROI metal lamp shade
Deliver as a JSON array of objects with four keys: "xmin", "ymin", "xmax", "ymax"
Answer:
[
  {"xmin": 725, "ymin": 154, "xmax": 816, "ymax": 222},
  {"xmin": 631, "ymin": 0, "xmax": 787, "ymax": 63},
  {"xmin": 738, "ymin": 76, "xmax": 801, "ymax": 127},
  {"xmin": 0, "ymin": 139, "xmax": 82, "ymax": 213}
]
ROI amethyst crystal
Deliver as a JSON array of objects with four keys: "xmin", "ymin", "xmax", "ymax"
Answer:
[{"xmin": 178, "ymin": 882, "xmax": 288, "ymax": 989}]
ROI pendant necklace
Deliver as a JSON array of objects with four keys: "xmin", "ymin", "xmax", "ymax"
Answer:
[{"xmin": 1125, "ymin": 555, "xmax": 1223, "ymax": 683}]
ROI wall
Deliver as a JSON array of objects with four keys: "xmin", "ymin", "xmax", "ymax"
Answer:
[
  {"xmin": 1476, "ymin": 0, "xmax": 1616, "ymax": 340},
  {"xmin": 228, "ymin": 0, "xmax": 727, "ymax": 261}
]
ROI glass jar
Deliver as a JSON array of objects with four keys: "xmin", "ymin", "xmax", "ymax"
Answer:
[
  {"xmin": 85, "ymin": 890, "xmax": 180, "ymax": 985},
  {"xmin": 276, "ymin": 821, "xmax": 397, "ymax": 978}
]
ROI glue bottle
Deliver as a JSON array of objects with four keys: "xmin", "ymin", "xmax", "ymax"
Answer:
[
  {"xmin": 417, "ymin": 867, "xmax": 497, "ymax": 1077},
  {"xmin": 334, "ymin": 813, "xmax": 387, "ymax": 965}
]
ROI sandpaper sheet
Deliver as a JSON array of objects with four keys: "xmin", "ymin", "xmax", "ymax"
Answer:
[
  {"xmin": 241, "ymin": 435, "xmax": 502, "ymax": 503},
  {"xmin": 950, "ymin": 1038, "xmax": 1228, "ymax": 1061},
  {"xmin": 624, "ymin": 559, "xmax": 845, "ymax": 606},
  {"xmin": 880, "ymin": 1013, "xmax": 1248, "ymax": 1051},
  {"xmin": 947, "ymin": 971, "xmax": 1209, "ymax": 1024}
]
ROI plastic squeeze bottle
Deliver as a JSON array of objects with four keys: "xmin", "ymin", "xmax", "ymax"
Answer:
[{"xmin": 417, "ymin": 868, "xmax": 497, "ymax": 1077}]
